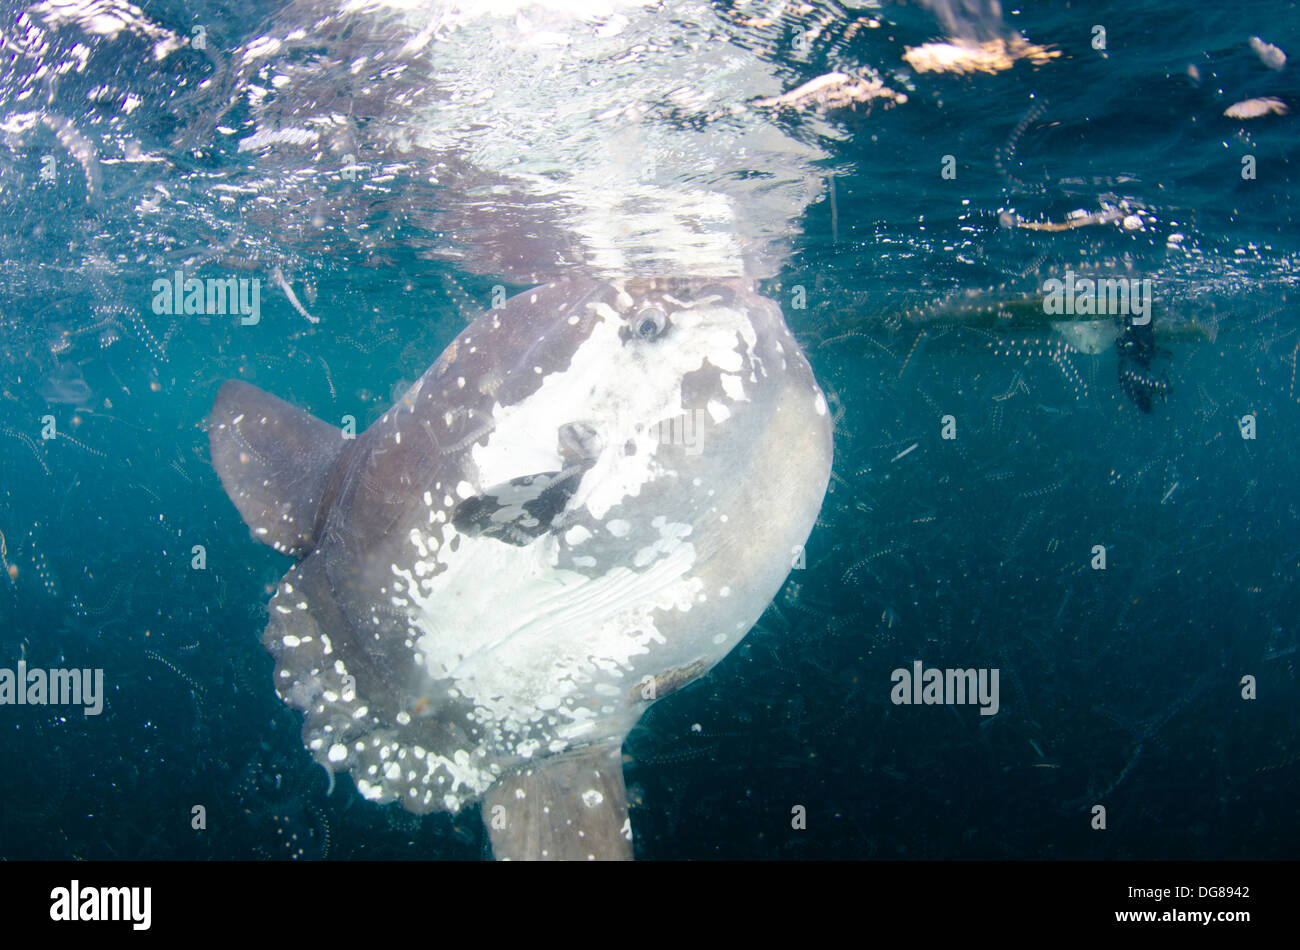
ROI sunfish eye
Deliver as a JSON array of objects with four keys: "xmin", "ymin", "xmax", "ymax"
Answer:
[{"xmin": 634, "ymin": 307, "xmax": 668, "ymax": 340}]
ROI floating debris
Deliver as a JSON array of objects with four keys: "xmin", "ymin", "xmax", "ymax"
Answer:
[
  {"xmin": 1224, "ymin": 97, "xmax": 1288, "ymax": 119},
  {"xmin": 271, "ymin": 266, "xmax": 319, "ymax": 324},
  {"xmin": 751, "ymin": 72, "xmax": 906, "ymax": 112},
  {"xmin": 1249, "ymin": 36, "xmax": 1287, "ymax": 71},
  {"xmin": 903, "ymin": 37, "xmax": 1059, "ymax": 75}
]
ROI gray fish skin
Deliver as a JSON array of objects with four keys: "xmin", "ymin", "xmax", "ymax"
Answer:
[
  {"xmin": 208, "ymin": 276, "xmax": 832, "ymax": 859},
  {"xmin": 484, "ymin": 738, "xmax": 632, "ymax": 861}
]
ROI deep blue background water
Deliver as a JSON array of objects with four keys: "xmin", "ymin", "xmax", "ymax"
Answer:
[{"xmin": 0, "ymin": 0, "xmax": 1297, "ymax": 859}]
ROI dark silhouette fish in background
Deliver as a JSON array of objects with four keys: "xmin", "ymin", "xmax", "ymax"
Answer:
[
  {"xmin": 210, "ymin": 277, "xmax": 833, "ymax": 858},
  {"xmin": 1115, "ymin": 317, "xmax": 1172, "ymax": 412}
]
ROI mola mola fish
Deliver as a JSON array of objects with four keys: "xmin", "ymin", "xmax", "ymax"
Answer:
[{"xmin": 209, "ymin": 276, "xmax": 832, "ymax": 859}]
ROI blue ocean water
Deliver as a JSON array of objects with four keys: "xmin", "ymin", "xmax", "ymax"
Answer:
[{"xmin": 0, "ymin": 0, "xmax": 1297, "ymax": 860}]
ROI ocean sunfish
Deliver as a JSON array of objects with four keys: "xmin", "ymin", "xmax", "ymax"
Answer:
[{"xmin": 207, "ymin": 277, "xmax": 833, "ymax": 859}]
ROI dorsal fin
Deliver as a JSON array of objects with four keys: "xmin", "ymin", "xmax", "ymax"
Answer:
[{"xmin": 207, "ymin": 380, "xmax": 350, "ymax": 558}]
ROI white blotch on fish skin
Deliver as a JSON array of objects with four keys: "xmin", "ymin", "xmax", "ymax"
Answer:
[
  {"xmin": 328, "ymin": 743, "xmax": 347, "ymax": 763},
  {"xmin": 814, "ymin": 391, "xmax": 828, "ymax": 416},
  {"xmin": 403, "ymin": 520, "xmax": 701, "ymax": 756},
  {"xmin": 581, "ymin": 789, "xmax": 604, "ymax": 808},
  {"xmin": 564, "ymin": 525, "xmax": 592, "ymax": 545},
  {"xmin": 631, "ymin": 517, "xmax": 692, "ymax": 569},
  {"xmin": 719, "ymin": 373, "xmax": 747, "ymax": 402}
]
